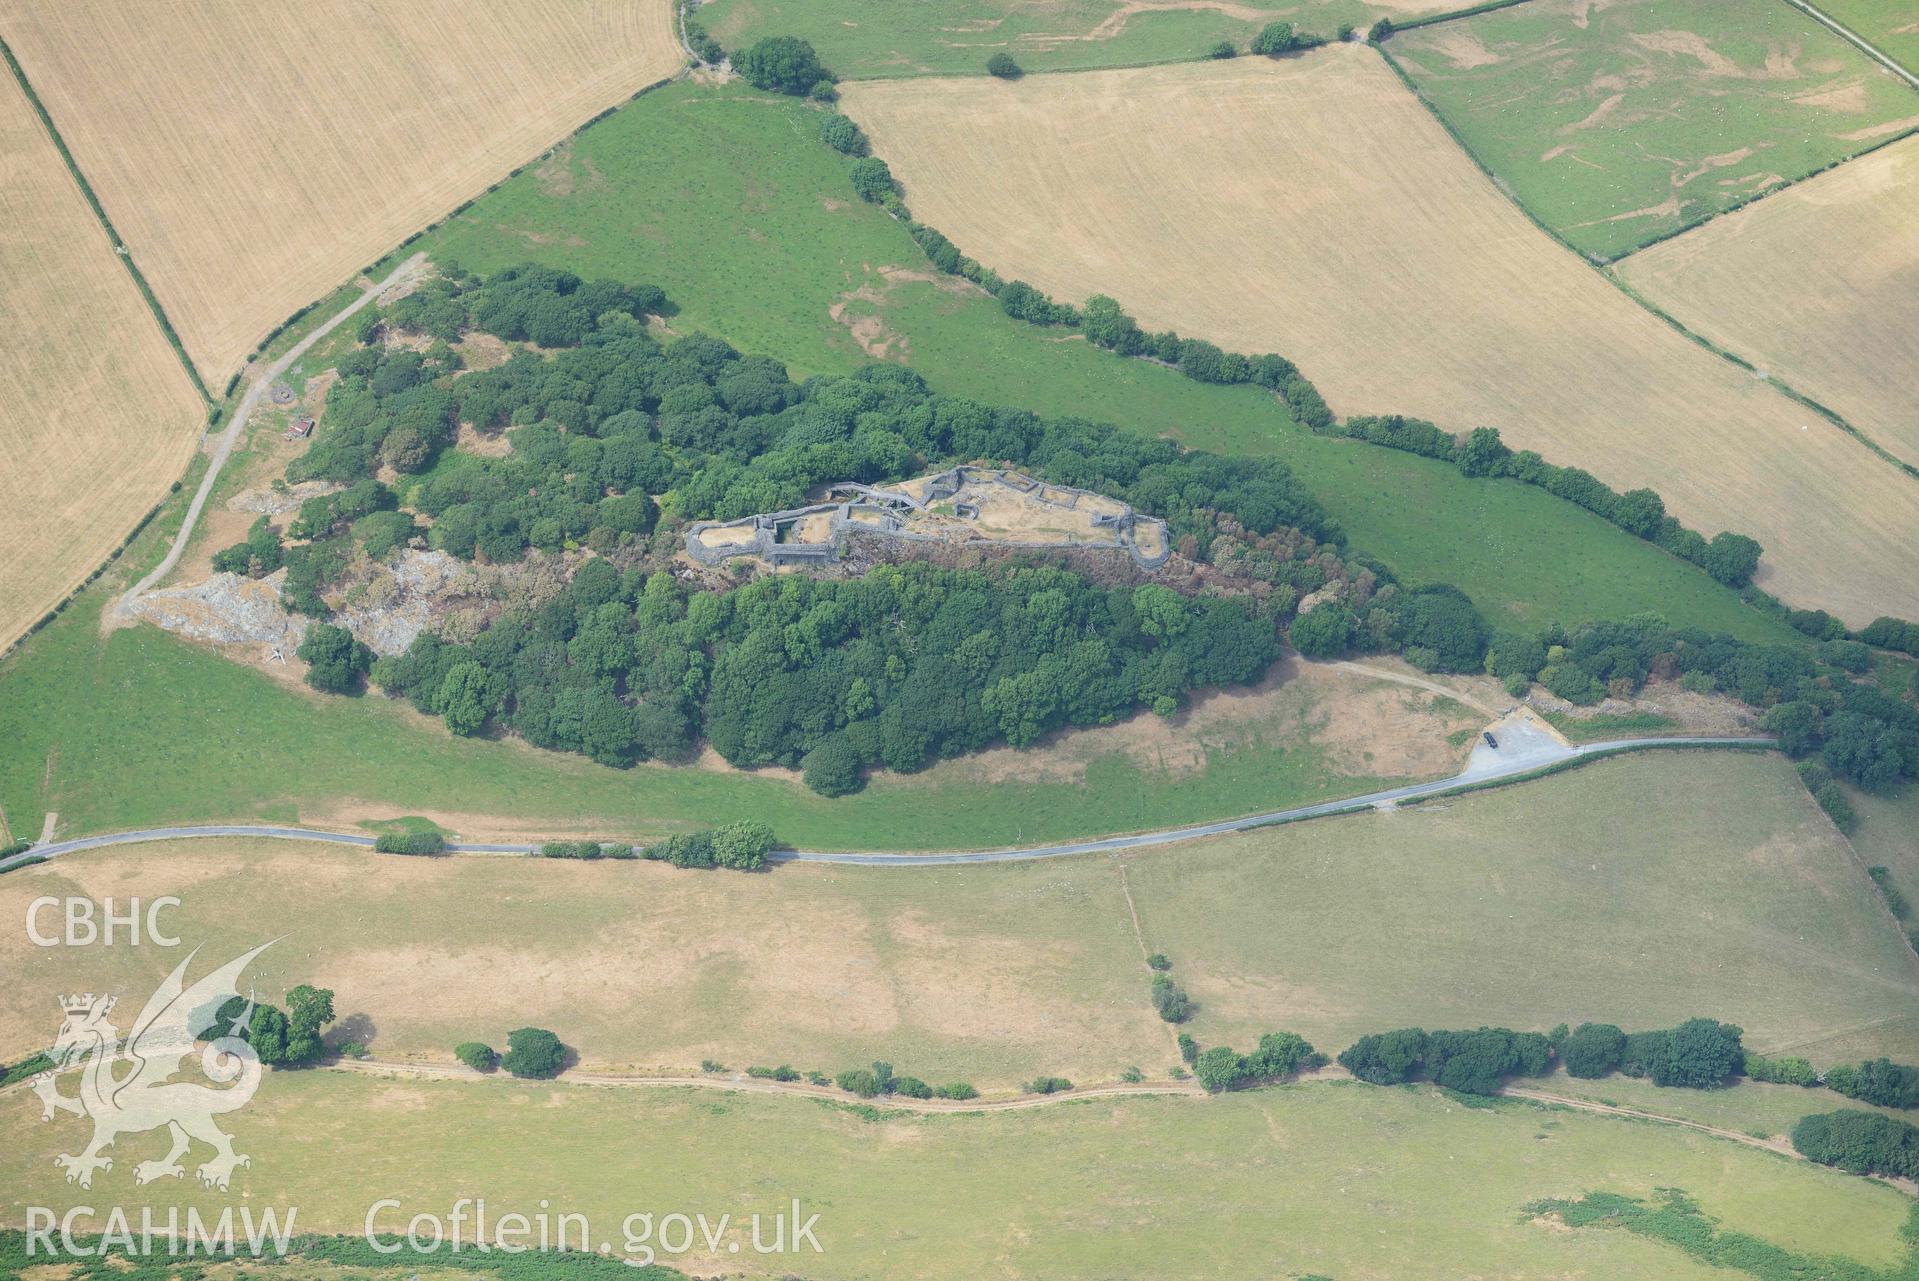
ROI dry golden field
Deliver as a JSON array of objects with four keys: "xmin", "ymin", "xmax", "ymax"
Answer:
[
  {"xmin": 0, "ymin": 0, "xmax": 683, "ymax": 384},
  {"xmin": 1618, "ymin": 134, "xmax": 1919, "ymax": 471},
  {"xmin": 842, "ymin": 47, "xmax": 1919, "ymax": 624},
  {"xmin": 0, "ymin": 70, "xmax": 203, "ymax": 655}
]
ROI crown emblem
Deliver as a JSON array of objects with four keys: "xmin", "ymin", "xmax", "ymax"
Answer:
[{"xmin": 59, "ymin": 994, "xmax": 113, "ymax": 1017}]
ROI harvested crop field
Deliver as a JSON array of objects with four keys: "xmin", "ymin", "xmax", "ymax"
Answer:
[
  {"xmin": 1390, "ymin": 0, "xmax": 1919, "ymax": 259},
  {"xmin": 0, "ymin": 0, "xmax": 683, "ymax": 384},
  {"xmin": 0, "ymin": 69, "xmax": 203, "ymax": 654},
  {"xmin": 842, "ymin": 48, "xmax": 1919, "ymax": 622},
  {"xmin": 1617, "ymin": 133, "xmax": 1919, "ymax": 470}
]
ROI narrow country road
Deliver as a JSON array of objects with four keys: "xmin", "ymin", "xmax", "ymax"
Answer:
[
  {"xmin": 116, "ymin": 253, "xmax": 429, "ymax": 619},
  {"xmin": 1, "ymin": 736, "xmax": 1772, "ymax": 873}
]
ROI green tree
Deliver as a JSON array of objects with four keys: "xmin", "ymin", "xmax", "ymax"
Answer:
[
  {"xmin": 1194, "ymin": 1045, "xmax": 1245, "ymax": 1092},
  {"xmin": 986, "ymin": 52, "xmax": 1022, "ymax": 78},
  {"xmin": 712, "ymin": 819, "xmax": 776, "ymax": 870},
  {"xmin": 455, "ymin": 1042, "xmax": 498, "ymax": 1072},
  {"xmin": 1611, "ymin": 488, "xmax": 1666, "ymax": 539},
  {"xmin": 818, "ymin": 112, "xmax": 868, "ymax": 156},
  {"xmin": 1150, "ymin": 973, "xmax": 1194, "ymax": 1023},
  {"xmin": 848, "ymin": 156, "xmax": 898, "ymax": 203},
  {"xmin": 1250, "ymin": 21, "xmax": 1298, "ymax": 55},
  {"xmin": 438, "ymin": 662, "xmax": 496, "ymax": 736},
  {"xmin": 501, "ymin": 1027, "xmax": 566, "ymax": 1078},
  {"xmin": 1338, "ymin": 1028, "xmax": 1427, "ymax": 1084},
  {"xmin": 1560, "ymin": 1023, "xmax": 1625, "ymax": 1078},
  {"xmin": 735, "ymin": 36, "xmax": 830, "ymax": 95},
  {"xmin": 801, "ymin": 734, "xmax": 862, "ymax": 797},
  {"xmin": 1290, "ymin": 602, "xmax": 1357, "ymax": 659},
  {"xmin": 248, "ymin": 1005, "xmax": 290, "ymax": 1065},
  {"xmin": 1454, "ymin": 426, "xmax": 1510, "ymax": 477},
  {"xmin": 284, "ymin": 984, "xmax": 336, "ymax": 1064},
  {"xmin": 1762, "ymin": 701, "xmax": 1821, "ymax": 756},
  {"xmin": 1702, "ymin": 532, "xmax": 1762, "ymax": 587},
  {"xmin": 298, "ymin": 624, "xmax": 372, "ymax": 694}
]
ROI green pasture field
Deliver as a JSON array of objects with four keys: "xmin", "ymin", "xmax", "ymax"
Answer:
[
  {"xmin": 695, "ymin": 0, "xmax": 1393, "ymax": 80},
  {"xmin": 1123, "ymin": 752, "xmax": 1919, "ymax": 1062},
  {"xmin": 1391, "ymin": 0, "xmax": 1919, "ymax": 260},
  {"xmin": 1, "ymin": 1072, "xmax": 1907, "ymax": 1279},
  {"xmin": 0, "ymin": 594, "xmax": 1424, "ymax": 848},
  {"xmin": 1848, "ymin": 778, "xmax": 1919, "ymax": 929},
  {"xmin": 1812, "ymin": 0, "xmax": 1919, "ymax": 76},
  {"xmin": 421, "ymin": 79, "xmax": 1793, "ymax": 641}
]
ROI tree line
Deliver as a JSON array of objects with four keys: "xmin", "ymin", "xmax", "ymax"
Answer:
[{"xmin": 802, "ymin": 58, "xmax": 1918, "ymax": 655}]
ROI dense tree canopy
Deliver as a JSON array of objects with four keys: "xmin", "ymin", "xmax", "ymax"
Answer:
[
  {"xmin": 735, "ymin": 36, "xmax": 831, "ymax": 95},
  {"xmin": 501, "ymin": 1027, "xmax": 566, "ymax": 1079},
  {"xmin": 1793, "ymin": 1110, "xmax": 1919, "ymax": 1177},
  {"xmin": 372, "ymin": 559, "xmax": 1284, "ymax": 791}
]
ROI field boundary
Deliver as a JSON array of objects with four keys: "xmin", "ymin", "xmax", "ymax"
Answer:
[
  {"xmin": 1387, "ymin": 0, "xmax": 1536, "ymax": 34},
  {"xmin": 1604, "ymin": 120, "xmax": 1919, "ymax": 265},
  {"xmin": 1371, "ymin": 40, "xmax": 1919, "ymax": 491},
  {"xmin": 1783, "ymin": 0, "xmax": 1919, "ymax": 87},
  {"xmin": 1604, "ymin": 269, "xmax": 1919, "ymax": 481},
  {"xmin": 0, "ymin": 37, "xmax": 212, "ymax": 405},
  {"xmin": 1380, "ymin": 5, "xmax": 1919, "ymax": 267},
  {"xmin": 0, "ymin": 49, "xmax": 697, "ymax": 664}
]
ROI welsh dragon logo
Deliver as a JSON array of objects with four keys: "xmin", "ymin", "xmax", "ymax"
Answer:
[{"xmin": 32, "ymin": 942, "xmax": 273, "ymax": 1190}]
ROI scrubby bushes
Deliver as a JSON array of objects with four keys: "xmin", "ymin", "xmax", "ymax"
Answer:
[
  {"xmin": 1825, "ymin": 1058, "xmax": 1919, "ymax": 1109},
  {"xmin": 1150, "ymin": 973, "xmax": 1193, "ymax": 1023},
  {"xmin": 1742, "ymin": 1052, "xmax": 1818, "ymax": 1087},
  {"xmin": 1491, "ymin": 617, "xmax": 1918, "ymax": 790},
  {"xmin": 682, "ymin": 11, "xmax": 724, "ymax": 64},
  {"xmin": 373, "ymin": 831, "xmax": 445, "ymax": 855},
  {"xmin": 636, "ymin": 821, "xmax": 776, "ymax": 870},
  {"xmin": 1025, "ymin": 1075, "xmax": 1073, "ymax": 1095},
  {"xmin": 1793, "ymin": 1110, "xmax": 1919, "ymax": 1177},
  {"xmin": 818, "ymin": 112, "xmax": 867, "ymax": 156},
  {"xmin": 455, "ymin": 1041, "xmax": 498, "ymax": 1072},
  {"xmin": 747, "ymin": 1064, "xmax": 802, "ymax": 1082},
  {"xmin": 1193, "ymin": 1032, "xmax": 1322, "ymax": 1092},
  {"xmin": 831, "ymin": 1060, "xmax": 974, "ymax": 1100},
  {"xmin": 299, "ymin": 624, "xmax": 373, "ymax": 694}
]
